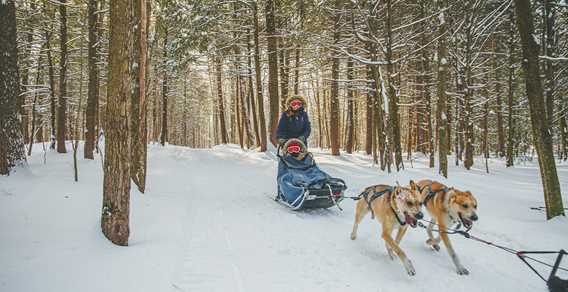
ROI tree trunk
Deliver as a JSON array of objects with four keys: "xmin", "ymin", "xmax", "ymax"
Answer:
[
  {"xmin": 329, "ymin": 0, "xmax": 341, "ymax": 156},
  {"xmin": 493, "ymin": 39, "xmax": 505, "ymax": 158},
  {"xmin": 0, "ymin": 0, "xmax": 26, "ymax": 175},
  {"xmin": 160, "ymin": 26, "xmax": 169, "ymax": 146},
  {"xmin": 436, "ymin": 0, "xmax": 449, "ymax": 178},
  {"xmin": 85, "ymin": 0, "xmax": 99, "ymax": 159},
  {"xmin": 265, "ymin": 0, "xmax": 279, "ymax": 146},
  {"xmin": 365, "ymin": 64, "xmax": 373, "ymax": 156},
  {"xmin": 216, "ymin": 56, "xmax": 228, "ymax": 144},
  {"xmin": 560, "ymin": 110, "xmax": 567, "ymax": 161},
  {"xmin": 543, "ymin": 0, "xmax": 555, "ymax": 126},
  {"xmin": 345, "ymin": 56, "xmax": 355, "ymax": 154},
  {"xmin": 131, "ymin": 0, "xmax": 148, "ymax": 193},
  {"xmin": 101, "ymin": 0, "xmax": 132, "ymax": 246},
  {"xmin": 463, "ymin": 7, "xmax": 474, "ymax": 170},
  {"xmin": 28, "ymin": 50, "xmax": 43, "ymax": 156},
  {"xmin": 419, "ymin": 2, "xmax": 434, "ymax": 168},
  {"xmin": 385, "ymin": 0, "xmax": 402, "ymax": 170},
  {"xmin": 293, "ymin": 0, "xmax": 304, "ymax": 95},
  {"xmin": 279, "ymin": 44, "xmax": 290, "ymax": 110},
  {"xmin": 20, "ymin": 25, "xmax": 33, "ymax": 146},
  {"xmin": 483, "ymin": 98, "xmax": 489, "ymax": 173},
  {"xmin": 57, "ymin": 0, "xmax": 68, "ymax": 153},
  {"xmin": 506, "ymin": 6, "xmax": 515, "ymax": 167},
  {"xmin": 514, "ymin": 0, "xmax": 564, "ymax": 219},
  {"xmin": 45, "ymin": 30, "xmax": 57, "ymax": 150},
  {"xmin": 246, "ymin": 29, "xmax": 261, "ymax": 148},
  {"xmin": 253, "ymin": 3, "xmax": 267, "ymax": 151}
]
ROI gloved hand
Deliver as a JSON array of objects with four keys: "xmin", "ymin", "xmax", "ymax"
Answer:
[
  {"xmin": 298, "ymin": 136, "xmax": 306, "ymax": 143},
  {"xmin": 277, "ymin": 138, "xmax": 286, "ymax": 146}
]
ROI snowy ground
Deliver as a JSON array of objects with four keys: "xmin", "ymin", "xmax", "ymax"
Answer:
[{"xmin": 1, "ymin": 142, "xmax": 567, "ymax": 292}]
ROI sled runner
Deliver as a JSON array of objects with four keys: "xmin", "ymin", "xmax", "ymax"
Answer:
[{"xmin": 276, "ymin": 139, "xmax": 347, "ymax": 210}]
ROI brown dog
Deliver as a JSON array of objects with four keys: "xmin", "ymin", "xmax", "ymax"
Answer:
[
  {"xmin": 416, "ymin": 179, "xmax": 479, "ymax": 275},
  {"xmin": 350, "ymin": 181, "xmax": 424, "ymax": 276}
]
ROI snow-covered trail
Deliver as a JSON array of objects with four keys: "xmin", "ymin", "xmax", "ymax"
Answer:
[{"xmin": 1, "ymin": 143, "xmax": 567, "ymax": 292}]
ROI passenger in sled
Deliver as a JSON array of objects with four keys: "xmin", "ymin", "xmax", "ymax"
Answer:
[{"xmin": 275, "ymin": 96, "xmax": 347, "ymax": 210}]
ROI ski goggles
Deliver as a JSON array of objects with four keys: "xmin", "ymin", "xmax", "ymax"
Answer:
[
  {"xmin": 290, "ymin": 100, "xmax": 303, "ymax": 109},
  {"xmin": 287, "ymin": 144, "xmax": 302, "ymax": 154}
]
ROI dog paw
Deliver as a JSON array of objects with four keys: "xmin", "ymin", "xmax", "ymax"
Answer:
[
  {"xmin": 387, "ymin": 248, "xmax": 396, "ymax": 260},
  {"xmin": 456, "ymin": 267, "xmax": 469, "ymax": 275},
  {"xmin": 350, "ymin": 233, "xmax": 357, "ymax": 240},
  {"xmin": 404, "ymin": 260, "xmax": 416, "ymax": 276},
  {"xmin": 432, "ymin": 244, "xmax": 440, "ymax": 252}
]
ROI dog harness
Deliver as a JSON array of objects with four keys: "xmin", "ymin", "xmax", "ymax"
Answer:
[
  {"xmin": 419, "ymin": 184, "xmax": 449, "ymax": 207},
  {"xmin": 359, "ymin": 186, "xmax": 393, "ymax": 219},
  {"xmin": 359, "ymin": 186, "xmax": 406, "ymax": 225}
]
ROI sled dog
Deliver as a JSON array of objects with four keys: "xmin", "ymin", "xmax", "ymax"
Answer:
[
  {"xmin": 416, "ymin": 179, "xmax": 478, "ymax": 275},
  {"xmin": 350, "ymin": 181, "xmax": 424, "ymax": 276}
]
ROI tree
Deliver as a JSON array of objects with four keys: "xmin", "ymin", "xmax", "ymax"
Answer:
[
  {"xmin": 385, "ymin": 0, "xmax": 403, "ymax": 171},
  {"xmin": 84, "ymin": 0, "xmax": 100, "ymax": 159},
  {"xmin": 329, "ymin": 0, "xmax": 341, "ymax": 156},
  {"xmin": 514, "ymin": 0, "xmax": 564, "ymax": 219},
  {"xmin": 101, "ymin": 0, "xmax": 132, "ymax": 245},
  {"xmin": 266, "ymin": 0, "xmax": 279, "ymax": 146},
  {"xmin": 252, "ymin": 3, "xmax": 267, "ymax": 151},
  {"xmin": 0, "ymin": 0, "xmax": 26, "ymax": 175},
  {"xmin": 56, "ymin": 0, "xmax": 68, "ymax": 153},
  {"xmin": 436, "ymin": 0, "xmax": 449, "ymax": 178},
  {"xmin": 160, "ymin": 24, "xmax": 169, "ymax": 146},
  {"xmin": 131, "ymin": 0, "xmax": 148, "ymax": 193}
]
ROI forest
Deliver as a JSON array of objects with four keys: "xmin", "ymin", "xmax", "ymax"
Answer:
[
  {"xmin": 1, "ymin": 0, "xmax": 568, "ymax": 291},
  {"xmin": 0, "ymin": 0, "xmax": 567, "ymax": 264}
]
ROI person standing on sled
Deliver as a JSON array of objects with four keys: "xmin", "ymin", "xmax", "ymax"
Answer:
[
  {"xmin": 276, "ymin": 95, "xmax": 311, "ymax": 147},
  {"xmin": 275, "ymin": 96, "xmax": 311, "ymax": 199}
]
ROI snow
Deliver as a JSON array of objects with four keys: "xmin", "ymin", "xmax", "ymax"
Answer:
[{"xmin": 1, "ymin": 143, "xmax": 567, "ymax": 292}]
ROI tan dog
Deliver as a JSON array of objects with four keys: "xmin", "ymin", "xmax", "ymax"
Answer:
[
  {"xmin": 350, "ymin": 181, "xmax": 424, "ymax": 276},
  {"xmin": 416, "ymin": 179, "xmax": 479, "ymax": 275}
]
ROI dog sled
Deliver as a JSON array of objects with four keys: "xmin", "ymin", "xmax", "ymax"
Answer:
[{"xmin": 275, "ymin": 139, "xmax": 347, "ymax": 210}]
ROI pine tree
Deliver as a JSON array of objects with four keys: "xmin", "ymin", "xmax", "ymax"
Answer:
[
  {"xmin": 0, "ymin": 0, "xmax": 26, "ymax": 175},
  {"xmin": 101, "ymin": 0, "xmax": 132, "ymax": 246},
  {"xmin": 514, "ymin": 0, "xmax": 564, "ymax": 219}
]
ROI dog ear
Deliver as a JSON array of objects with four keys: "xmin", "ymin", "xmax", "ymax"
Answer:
[
  {"xmin": 466, "ymin": 191, "xmax": 472, "ymax": 196},
  {"xmin": 409, "ymin": 180, "xmax": 416, "ymax": 190}
]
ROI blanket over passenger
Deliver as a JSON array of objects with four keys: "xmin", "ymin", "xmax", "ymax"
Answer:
[{"xmin": 277, "ymin": 153, "xmax": 332, "ymax": 208}]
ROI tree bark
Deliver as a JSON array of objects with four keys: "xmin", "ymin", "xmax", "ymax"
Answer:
[
  {"xmin": 514, "ymin": 0, "xmax": 564, "ymax": 219},
  {"xmin": 0, "ymin": 0, "xmax": 26, "ymax": 175},
  {"xmin": 265, "ymin": 0, "xmax": 279, "ymax": 146},
  {"xmin": 160, "ymin": 26, "xmax": 169, "ymax": 146},
  {"xmin": 345, "ymin": 56, "xmax": 355, "ymax": 154},
  {"xmin": 329, "ymin": 0, "xmax": 342, "ymax": 156},
  {"xmin": 102, "ymin": 0, "xmax": 132, "ymax": 246},
  {"xmin": 543, "ymin": 0, "xmax": 555, "ymax": 126},
  {"xmin": 365, "ymin": 63, "xmax": 374, "ymax": 156},
  {"xmin": 436, "ymin": 0, "xmax": 449, "ymax": 178},
  {"xmin": 57, "ymin": 0, "xmax": 68, "ymax": 153},
  {"xmin": 45, "ymin": 30, "xmax": 57, "ymax": 150},
  {"xmin": 216, "ymin": 56, "xmax": 228, "ymax": 144},
  {"xmin": 506, "ymin": 6, "xmax": 515, "ymax": 167},
  {"xmin": 85, "ymin": 0, "xmax": 99, "ymax": 159},
  {"xmin": 246, "ymin": 29, "xmax": 261, "ymax": 148},
  {"xmin": 253, "ymin": 3, "xmax": 267, "ymax": 151},
  {"xmin": 131, "ymin": 0, "xmax": 148, "ymax": 193},
  {"xmin": 385, "ymin": 0, "xmax": 402, "ymax": 170}
]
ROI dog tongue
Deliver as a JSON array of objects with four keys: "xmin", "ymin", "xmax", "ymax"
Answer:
[
  {"xmin": 405, "ymin": 214, "xmax": 417, "ymax": 228},
  {"xmin": 462, "ymin": 218, "xmax": 472, "ymax": 228}
]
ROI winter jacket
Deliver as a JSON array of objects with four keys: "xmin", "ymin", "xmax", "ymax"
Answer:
[{"xmin": 276, "ymin": 108, "xmax": 311, "ymax": 142}]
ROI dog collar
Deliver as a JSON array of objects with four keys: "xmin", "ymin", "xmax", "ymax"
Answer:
[{"xmin": 390, "ymin": 188, "xmax": 406, "ymax": 226}]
